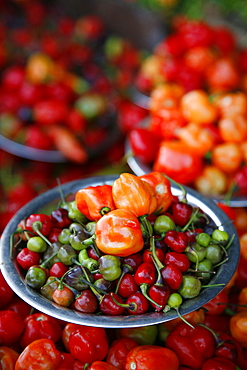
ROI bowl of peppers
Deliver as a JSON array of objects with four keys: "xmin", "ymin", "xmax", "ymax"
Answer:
[{"xmin": 0, "ymin": 173, "xmax": 240, "ymax": 328}]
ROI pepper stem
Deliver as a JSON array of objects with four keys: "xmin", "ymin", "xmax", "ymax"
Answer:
[{"xmin": 140, "ymin": 283, "xmax": 162, "ymax": 308}]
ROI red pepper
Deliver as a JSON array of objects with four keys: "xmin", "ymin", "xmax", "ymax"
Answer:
[
  {"xmin": 15, "ymin": 338, "xmax": 62, "ymax": 370},
  {"xmin": 20, "ymin": 313, "xmax": 62, "ymax": 348},
  {"xmin": 125, "ymin": 345, "xmax": 179, "ymax": 370},
  {"xmin": 164, "ymin": 230, "xmax": 190, "ymax": 253},
  {"xmin": 88, "ymin": 361, "xmax": 119, "ymax": 370},
  {"xmin": 202, "ymin": 356, "xmax": 236, "ymax": 370},
  {"xmin": 128, "ymin": 128, "xmax": 161, "ymax": 163},
  {"xmin": 25, "ymin": 213, "xmax": 52, "ymax": 236},
  {"xmin": 106, "ymin": 337, "xmax": 138, "ymax": 370},
  {"xmin": 76, "ymin": 184, "xmax": 115, "ymax": 221},
  {"xmin": 166, "ymin": 322, "xmax": 216, "ymax": 370},
  {"xmin": 68, "ymin": 326, "xmax": 108, "ymax": 365},
  {"xmin": 0, "ymin": 310, "xmax": 24, "ymax": 346}
]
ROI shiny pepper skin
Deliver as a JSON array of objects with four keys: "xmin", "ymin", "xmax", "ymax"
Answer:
[
  {"xmin": 15, "ymin": 338, "xmax": 62, "ymax": 370},
  {"xmin": 139, "ymin": 171, "xmax": 173, "ymax": 214},
  {"xmin": 75, "ymin": 184, "xmax": 116, "ymax": 221},
  {"xmin": 68, "ymin": 326, "xmax": 109, "ymax": 364},
  {"xmin": 112, "ymin": 173, "xmax": 157, "ymax": 217},
  {"xmin": 166, "ymin": 322, "xmax": 216, "ymax": 370},
  {"xmin": 95, "ymin": 209, "xmax": 144, "ymax": 257},
  {"xmin": 230, "ymin": 311, "xmax": 247, "ymax": 348},
  {"xmin": 125, "ymin": 345, "xmax": 179, "ymax": 370}
]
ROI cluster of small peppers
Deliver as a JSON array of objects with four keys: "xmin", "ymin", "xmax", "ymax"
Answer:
[
  {"xmin": 0, "ymin": 1, "xmax": 145, "ymax": 163},
  {"xmin": 1, "ymin": 267, "xmax": 247, "ymax": 369},
  {"xmin": 129, "ymin": 16, "xmax": 247, "ymax": 199},
  {"xmin": 13, "ymin": 172, "xmax": 232, "ymax": 317}
]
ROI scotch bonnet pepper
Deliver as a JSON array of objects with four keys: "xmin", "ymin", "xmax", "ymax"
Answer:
[
  {"xmin": 75, "ymin": 184, "xmax": 115, "ymax": 221},
  {"xmin": 95, "ymin": 209, "xmax": 144, "ymax": 257}
]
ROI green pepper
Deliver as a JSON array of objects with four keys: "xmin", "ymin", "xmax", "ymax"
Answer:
[
  {"xmin": 25, "ymin": 266, "xmax": 47, "ymax": 289},
  {"xmin": 57, "ymin": 244, "xmax": 77, "ymax": 265},
  {"xmin": 78, "ymin": 249, "xmax": 99, "ymax": 271},
  {"xmin": 153, "ymin": 215, "xmax": 175, "ymax": 235},
  {"xmin": 98, "ymin": 255, "xmax": 121, "ymax": 281},
  {"xmin": 27, "ymin": 236, "xmax": 47, "ymax": 253},
  {"xmin": 40, "ymin": 276, "xmax": 59, "ymax": 300},
  {"xmin": 58, "ymin": 228, "xmax": 71, "ymax": 245},
  {"xmin": 70, "ymin": 232, "xmax": 88, "ymax": 251},
  {"xmin": 178, "ymin": 275, "xmax": 202, "ymax": 299},
  {"xmin": 118, "ymin": 325, "xmax": 158, "ymax": 345},
  {"xmin": 68, "ymin": 201, "xmax": 88, "ymax": 223}
]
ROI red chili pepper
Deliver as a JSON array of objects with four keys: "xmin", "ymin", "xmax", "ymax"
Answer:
[
  {"xmin": 106, "ymin": 337, "xmax": 138, "ymax": 370},
  {"xmin": 15, "ymin": 338, "xmax": 62, "ymax": 370},
  {"xmin": 166, "ymin": 322, "xmax": 216, "ymax": 369},
  {"xmin": 202, "ymin": 356, "xmax": 236, "ymax": 370},
  {"xmin": 128, "ymin": 128, "xmax": 161, "ymax": 163},
  {"xmin": 161, "ymin": 265, "xmax": 183, "ymax": 290},
  {"xmin": 126, "ymin": 292, "xmax": 150, "ymax": 315},
  {"xmin": 171, "ymin": 201, "xmax": 193, "ymax": 227},
  {"xmin": 164, "ymin": 252, "xmax": 190, "ymax": 272},
  {"xmin": 76, "ymin": 184, "xmax": 115, "ymax": 221},
  {"xmin": 16, "ymin": 248, "xmax": 41, "ymax": 271},
  {"xmin": 134, "ymin": 262, "xmax": 157, "ymax": 286},
  {"xmin": 125, "ymin": 345, "xmax": 179, "ymax": 370},
  {"xmin": 117, "ymin": 273, "xmax": 138, "ymax": 298},
  {"xmin": 0, "ymin": 310, "xmax": 25, "ymax": 346},
  {"xmin": 143, "ymin": 248, "xmax": 165, "ymax": 265},
  {"xmin": 20, "ymin": 313, "xmax": 62, "ymax": 348},
  {"xmin": 164, "ymin": 230, "xmax": 190, "ymax": 253},
  {"xmin": 148, "ymin": 284, "xmax": 170, "ymax": 311},
  {"xmin": 25, "ymin": 213, "xmax": 52, "ymax": 236},
  {"xmin": 99, "ymin": 293, "xmax": 125, "ymax": 316},
  {"xmin": 68, "ymin": 326, "xmax": 109, "ymax": 364}
]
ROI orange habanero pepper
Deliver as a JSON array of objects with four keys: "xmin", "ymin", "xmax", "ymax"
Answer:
[
  {"xmin": 139, "ymin": 171, "xmax": 173, "ymax": 214},
  {"xmin": 76, "ymin": 184, "xmax": 115, "ymax": 221},
  {"xmin": 230, "ymin": 311, "xmax": 247, "ymax": 348},
  {"xmin": 125, "ymin": 345, "xmax": 179, "ymax": 370},
  {"xmin": 112, "ymin": 173, "xmax": 157, "ymax": 217},
  {"xmin": 95, "ymin": 209, "xmax": 144, "ymax": 257}
]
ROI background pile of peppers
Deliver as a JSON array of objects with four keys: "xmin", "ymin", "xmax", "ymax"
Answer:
[{"xmin": 1, "ymin": 1, "xmax": 247, "ymax": 370}]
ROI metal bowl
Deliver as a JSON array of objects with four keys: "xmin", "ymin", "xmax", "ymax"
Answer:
[
  {"xmin": 0, "ymin": 175, "xmax": 240, "ymax": 328},
  {"xmin": 0, "ymin": 114, "xmax": 120, "ymax": 163}
]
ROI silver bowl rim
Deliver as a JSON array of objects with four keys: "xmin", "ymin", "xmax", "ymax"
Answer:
[{"xmin": 0, "ymin": 175, "xmax": 240, "ymax": 328}]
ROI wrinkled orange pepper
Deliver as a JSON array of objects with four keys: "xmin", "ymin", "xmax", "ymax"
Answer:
[
  {"xmin": 112, "ymin": 173, "xmax": 157, "ymax": 217},
  {"xmin": 95, "ymin": 209, "xmax": 144, "ymax": 257},
  {"xmin": 237, "ymin": 287, "xmax": 247, "ymax": 312},
  {"xmin": 76, "ymin": 185, "xmax": 115, "ymax": 221},
  {"xmin": 230, "ymin": 311, "xmax": 247, "ymax": 348},
  {"xmin": 139, "ymin": 171, "xmax": 173, "ymax": 214},
  {"xmin": 180, "ymin": 89, "xmax": 218, "ymax": 125}
]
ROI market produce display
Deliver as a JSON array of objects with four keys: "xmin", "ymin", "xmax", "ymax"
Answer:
[
  {"xmin": 1, "ymin": 1, "xmax": 247, "ymax": 369},
  {"xmin": 128, "ymin": 16, "xmax": 247, "ymax": 201},
  {"xmin": 2, "ymin": 172, "xmax": 238, "ymax": 325},
  {"xmin": 0, "ymin": 0, "xmax": 144, "ymax": 162}
]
